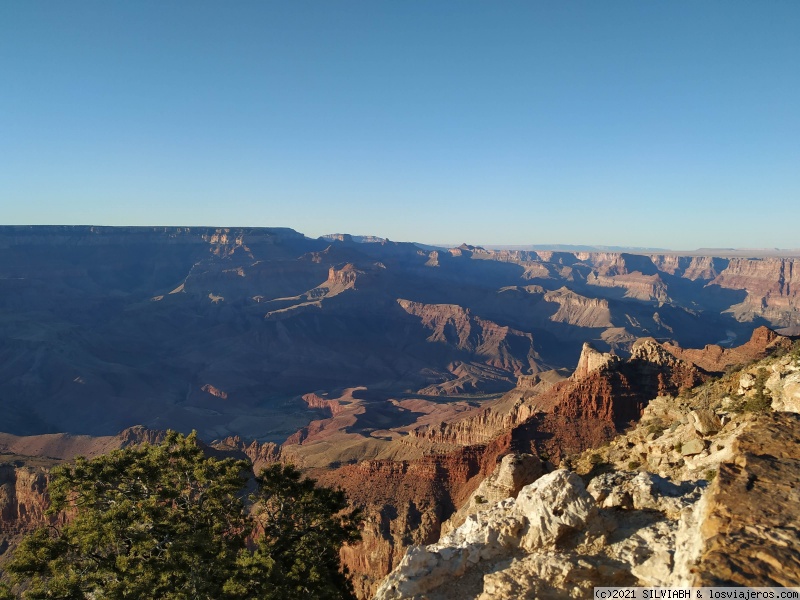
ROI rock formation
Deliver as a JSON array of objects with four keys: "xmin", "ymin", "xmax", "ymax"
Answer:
[
  {"xmin": 570, "ymin": 342, "xmax": 619, "ymax": 381},
  {"xmin": 2, "ymin": 337, "xmax": 798, "ymax": 598},
  {"xmin": 2, "ymin": 226, "xmax": 800, "ymax": 597},
  {"xmin": 374, "ymin": 349, "xmax": 800, "ymax": 598},
  {"xmin": 397, "ymin": 299, "xmax": 545, "ymax": 376},
  {"xmin": 440, "ymin": 453, "xmax": 543, "ymax": 536},
  {"xmin": 544, "ymin": 287, "xmax": 614, "ymax": 328},
  {"xmin": 663, "ymin": 325, "xmax": 792, "ymax": 374},
  {"xmin": 2, "ymin": 226, "xmax": 798, "ymax": 439},
  {"xmin": 712, "ymin": 258, "xmax": 799, "ymax": 327}
]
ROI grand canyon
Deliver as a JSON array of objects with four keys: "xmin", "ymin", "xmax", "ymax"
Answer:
[{"xmin": 2, "ymin": 226, "xmax": 799, "ymax": 597}]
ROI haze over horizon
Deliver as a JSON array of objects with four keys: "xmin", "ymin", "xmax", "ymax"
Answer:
[{"xmin": 2, "ymin": 2, "xmax": 798, "ymax": 249}]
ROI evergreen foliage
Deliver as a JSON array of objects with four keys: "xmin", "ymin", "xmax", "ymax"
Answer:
[
  {"xmin": 4, "ymin": 432, "xmax": 361, "ymax": 599},
  {"xmin": 225, "ymin": 465, "xmax": 362, "ymax": 600},
  {"xmin": 743, "ymin": 367, "xmax": 772, "ymax": 413}
]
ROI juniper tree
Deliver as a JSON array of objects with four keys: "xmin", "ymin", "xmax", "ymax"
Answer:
[
  {"xmin": 224, "ymin": 464, "xmax": 362, "ymax": 600},
  {"xmin": 4, "ymin": 432, "xmax": 361, "ymax": 600}
]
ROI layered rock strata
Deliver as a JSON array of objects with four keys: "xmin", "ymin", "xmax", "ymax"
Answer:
[{"xmin": 375, "ymin": 358, "xmax": 800, "ymax": 598}]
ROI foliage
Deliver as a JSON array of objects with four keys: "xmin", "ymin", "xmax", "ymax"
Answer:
[
  {"xmin": 224, "ymin": 464, "xmax": 362, "ymax": 600},
  {"xmin": 646, "ymin": 422, "xmax": 665, "ymax": 437},
  {"xmin": 742, "ymin": 368, "xmax": 772, "ymax": 413},
  {"xmin": 0, "ymin": 582, "xmax": 13, "ymax": 600},
  {"xmin": 588, "ymin": 453, "xmax": 604, "ymax": 466},
  {"xmin": 5, "ymin": 433, "xmax": 361, "ymax": 600}
]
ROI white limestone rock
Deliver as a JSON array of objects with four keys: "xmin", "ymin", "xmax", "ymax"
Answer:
[
  {"xmin": 441, "ymin": 453, "xmax": 543, "ymax": 535},
  {"xmin": 373, "ymin": 470, "xmax": 594, "ymax": 600}
]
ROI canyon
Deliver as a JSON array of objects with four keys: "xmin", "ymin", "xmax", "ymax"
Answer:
[
  {"xmin": 2, "ymin": 326, "xmax": 796, "ymax": 597},
  {"xmin": 2, "ymin": 226, "xmax": 800, "ymax": 596},
  {"xmin": 2, "ymin": 226, "xmax": 798, "ymax": 441}
]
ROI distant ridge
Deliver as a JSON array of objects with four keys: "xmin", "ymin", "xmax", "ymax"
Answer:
[
  {"xmin": 482, "ymin": 244, "xmax": 669, "ymax": 252},
  {"xmin": 477, "ymin": 244, "xmax": 800, "ymax": 258},
  {"xmin": 320, "ymin": 233, "xmax": 388, "ymax": 244}
]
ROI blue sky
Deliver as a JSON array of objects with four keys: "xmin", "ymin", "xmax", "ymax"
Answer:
[{"xmin": 1, "ymin": 1, "xmax": 798, "ymax": 249}]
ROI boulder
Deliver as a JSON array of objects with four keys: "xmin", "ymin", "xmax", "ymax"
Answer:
[
  {"xmin": 681, "ymin": 438, "xmax": 705, "ymax": 456},
  {"xmin": 689, "ymin": 409, "xmax": 721, "ymax": 436}
]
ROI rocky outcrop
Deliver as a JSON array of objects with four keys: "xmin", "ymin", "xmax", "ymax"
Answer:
[
  {"xmin": 301, "ymin": 392, "xmax": 347, "ymax": 417},
  {"xmin": 200, "ymin": 384, "xmax": 228, "ymax": 400},
  {"xmin": 544, "ymin": 287, "xmax": 613, "ymax": 328},
  {"xmin": 663, "ymin": 326, "xmax": 792, "ymax": 374},
  {"xmin": 586, "ymin": 272, "xmax": 670, "ymax": 302},
  {"xmin": 325, "ymin": 263, "xmax": 363, "ymax": 291},
  {"xmin": 735, "ymin": 351, "xmax": 800, "ymax": 413},
  {"xmin": 397, "ymin": 300, "xmax": 544, "ymax": 375},
  {"xmin": 0, "ymin": 463, "xmax": 60, "ymax": 566},
  {"xmin": 713, "ymin": 258, "xmax": 800, "ymax": 326},
  {"xmin": 411, "ymin": 337, "xmax": 705, "ymax": 451},
  {"xmin": 374, "ymin": 470, "xmax": 597, "ymax": 599},
  {"xmin": 425, "ymin": 251, "xmax": 440, "ymax": 267},
  {"xmin": 694, "ymin": 412, "xmax": 800, "ymax": 586},
  {"xmin": 0, "ymin": 465, "xmax": 53, "ymax": 535},
  {"xmin": 375, "ymin": 351, "xmax": 800, "ymax": 598},
  {"xmin": 568, "ymin": 253, "xmax": 668, "ymax": 302},
  {"xmin": 374, "ymin": 468, "xmax": 706, "ymax": 599},
  {"xmin": 648, "ymin": 255, "xmax": 728, "ymax": 280},
  {"xmin": 441, "ymin": 453, "xmax": 543, "ymax": 535},
  {"xmin": 315, "ymin": 441, "xmax": 513, "ymax": 600},
  {"xmin": 570, "ymin": 343, "xmax": 619, "ymax": 381}
]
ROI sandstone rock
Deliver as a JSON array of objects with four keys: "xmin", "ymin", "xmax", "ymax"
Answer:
[
  {"xmin": 663, "ymin": 326, "xmax": 792, "ymax": 375},
  {"xmin": 478, "ymin": 553, "xmax": 608, "ymax": 600},
  {"xmin": 545, "ymin": 287, "xmax": 614, "ymax": 329},
  {"xmin": 681, "ymin": 438, "xmax": 705, "ymax": 456},
  {"xmin": 630, "ymin": 338, "xmax": 680, "ymax": 366},
  {"xmin": 694, "ymin": 412, "xmax": 800, "ymax": 587},
  {"xmin": 781, "ymin": 372, "xmax": 800, "ymax": 412},
  {"xmin": 738, "ymin": 372, "xmax": 755, "ymax": 393},
  {"xmin": 0, "ymin": 464, "xmax": 52, "ymax": 533},
  {"xmin": 712, "ymin": 259, "xmax": 800, "ymax": 327},
  {"xmin": 397, "ymin": 299, "xmax": 544, "ymax": 375},
  {"xmin": 771, "ymin": 371, "xmax": 800, "ymax": 413},
  {"xmin": 689, "ymin": 409, "xmax": 721, "ymax": 436},
  {"xmin": 571, "ymin": 342, "xmax": 620, "ymax": 381}
]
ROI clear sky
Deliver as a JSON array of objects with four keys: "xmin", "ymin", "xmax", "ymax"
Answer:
[{"xmin": 1, "ymin": 2, "xmax": 798, "ymax": 249}]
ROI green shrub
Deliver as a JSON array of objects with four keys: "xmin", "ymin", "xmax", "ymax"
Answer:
[
  {"xmin": 742, "ymin": 368, "xmax": 772, "ymax": 413},
  {"xmin": 588, "ymin": 453, "xmax": 604, "ymax": 466}
]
